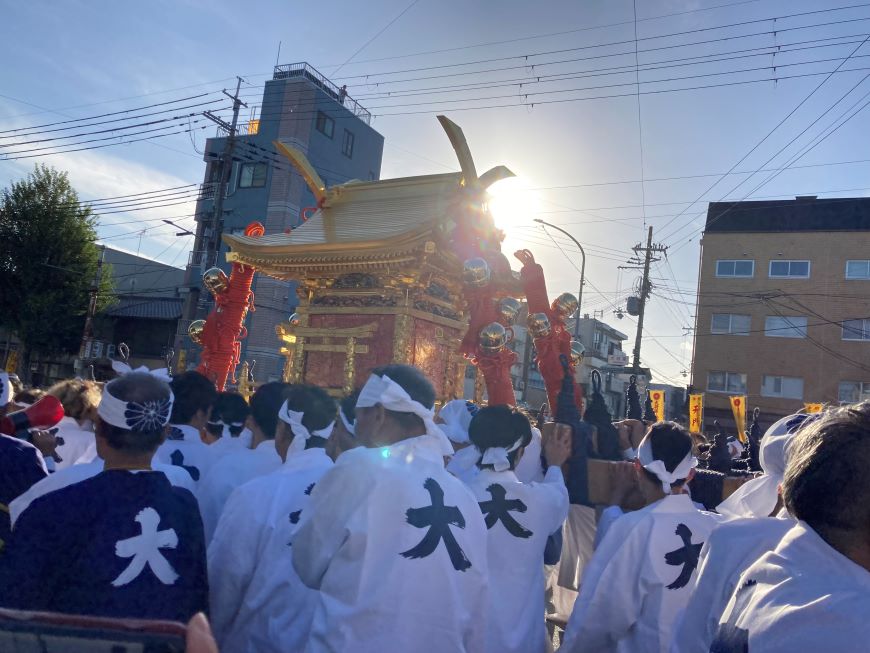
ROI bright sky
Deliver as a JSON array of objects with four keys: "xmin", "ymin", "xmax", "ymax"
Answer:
[{"xmin": 3, "ymin": 0, "xmax": 870, "ymax": 384}]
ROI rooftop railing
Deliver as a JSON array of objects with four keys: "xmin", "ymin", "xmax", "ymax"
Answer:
[{"xmin": 273, "ymin": 62, "xmax": 372, "ymax": 125}]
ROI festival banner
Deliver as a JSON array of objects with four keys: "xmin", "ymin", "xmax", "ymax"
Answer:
[
  {"xmin": 804, "ymin": 402, "xmax": 824, "ymax": 414},
  {"xmin": 730, "ymin": 395, "xmax": 747, "ymax": 443},
  {"xmin": 688, "ymin": 394, "xmax": 703, "ymax": 433},
  {"xmin": 649, "ymin": 389, "xmax": 665, "ymax": 422}
]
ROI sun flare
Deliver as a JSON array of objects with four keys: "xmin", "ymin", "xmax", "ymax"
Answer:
[{"xmin": 487, "ymin": 177, "xmax": 542, "ymax": 233}]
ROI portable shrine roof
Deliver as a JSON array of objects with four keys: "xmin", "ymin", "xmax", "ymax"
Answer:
[{"xmin": 223, "ymin": 171, "xmax": 464, "ymax": 261}]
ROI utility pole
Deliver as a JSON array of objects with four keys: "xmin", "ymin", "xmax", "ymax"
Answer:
[
  {"xmin": 619, "ymin": 226, "xmax": 667, "ymax": 372},
  {"xmin": 175, "ymin": 77, "xmax": 247, "ymax": 367},
  {"xmin": 77, "ymin": 244, "xmax": 106, "ymax": 376}
]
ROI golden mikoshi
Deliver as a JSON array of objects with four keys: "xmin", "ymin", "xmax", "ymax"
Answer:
[
  {"xmin": 202, "ymin": 267, "xmax": 229, "ymax": 296},
  {"xmin": 570, "ymin": 339, "xmax": 585, "ymax": 365},
  {"xmin": 462, "ymin": 257, "xmax": 491, "ymax": 288},
  {"xmin": 479, "ymin": 322, "xmax": 507, "ymax": 354},
  {"xmin": 527, "ymin": 312, "xmax": 551, "ymax": 338},
  {"xmin": 496, "ymin": 297, "xmax": 522, "ymax": 326},
  {"xmin": 551, "ymin": 292, "xmax": 578, "ymax": 319},
  {"xmin": 188, "ymin": 319, "xmax": 206, "ymax": 345}
]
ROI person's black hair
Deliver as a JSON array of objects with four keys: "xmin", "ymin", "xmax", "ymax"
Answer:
[
  {"xmin": 207, "ymin": 391, "xmax": 250, "ymax": 437},
  {"xmin": 469, "ymin": 404, "xmax": 533, "ymax": 470},
  {"xmin": 783, "ymin": 404, "xmax": 870, "ymax": 546},
  {"xmin": 169, "ymin": 371, "xmax": 218, "ymax": 425},
  {"xmin": 249, "ymin": 382, "xmax": 290, "ymax": 440},
  {"xmin": 340, "ymin": 389, "xmax": 360, "ymax": 427},
  {"xmin": 371, "ymin": 364, "xmax": 435, "ymax": 433},
  {"xmin": 99, "ymin": 373, "xmax": 170, "ymax": 454},
  {"xmin": 283, "ymin": 384, "xmax": 337, "ymax": 449},
  {"xmin": 641, "ymin": 421, "xmax": 693, "ymax": 488}
]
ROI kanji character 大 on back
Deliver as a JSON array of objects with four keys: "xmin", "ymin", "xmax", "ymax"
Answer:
[
  {"xmin": 291, "ymin": 364, "xmax": 489, "ymax": 653},
  {"xmin": 0, "ymin": 372, "xmax": 209, "ymax": 622}
]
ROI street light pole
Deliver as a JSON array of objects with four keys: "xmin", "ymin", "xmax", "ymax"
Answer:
[{"xmin": 533, "ymin": 218, "xmax": 585, "ymax": 337}]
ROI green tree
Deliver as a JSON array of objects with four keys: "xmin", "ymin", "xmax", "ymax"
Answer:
[{"xmin": 0, "ymin": 165, "xmax": 114, "ymax": 380}]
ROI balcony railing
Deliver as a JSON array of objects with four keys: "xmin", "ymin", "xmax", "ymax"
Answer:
[
  {"xmin": 188, "ymin": 250, "xmax": 216, "ymax": 269},
  {"xmin": 273, "ymin": 62, "xmax": 372, "ymax": 125}
]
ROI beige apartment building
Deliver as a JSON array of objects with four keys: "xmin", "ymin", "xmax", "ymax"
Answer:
[{"xmin": 691, "ymin": 196, "xmax": 870, "ymax": 430}]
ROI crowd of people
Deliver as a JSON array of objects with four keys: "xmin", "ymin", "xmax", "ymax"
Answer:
[{"xmin": 0, "ymin": 365, "xmax": 868, "ymax": 652}]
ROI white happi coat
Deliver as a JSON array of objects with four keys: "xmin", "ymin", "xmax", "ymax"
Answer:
[
  {"xmin": 54, "ymin": 417, "xmax": 96, "ymax": 470},
  {"xmin": 292, "ymin": 434, "xmax": 489, "ymax": 653},
  {"xmin": 197, "ymin": 440, "xmax": 281, "ymax": 541},
  {"xmin": 153, "ymin": 424, "xmax": 216, "ymax": 487},
  {"xmin": 208, "ymin": 447, "xmax": 334, "ymax": 653},
  {"xmin": 561, "ymin": 493, "xmax": 723, "ymax": 653},
  {"xmin": 9, "ymin": 457, "xmax": 195, "ymax": 527},
  {"xmin": 670, "ymin": 516, "xmax": 792, "ymax": 653},
  {"xmin": 209, "ymin": 428, "xmax": 253, "ymax": 458},
  {"xmin": 465, "ymin": 466, "xmax": 568, "ymax": 653},
  {"xmin": 711, "ymin": 521, "xmax": 870, "ymax": 652}
]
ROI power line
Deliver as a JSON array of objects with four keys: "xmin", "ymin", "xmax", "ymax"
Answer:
[{"xmin": 656, "ymin": 33, "xmax": 870, "ymax": 242}]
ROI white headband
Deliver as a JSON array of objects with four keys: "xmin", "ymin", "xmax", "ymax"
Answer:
[
  {"xmin": 98, "ymin": 380, "xmax": 174, "ymax": 433},
  {"xmin": 112, "ymin": 360, "xmax": 172, "ymax": 382},
  {"xmin": 0, "ymin": 372, "xmax": 12, "ymax": 406},
  {"xmin": 278, "ymin": 400, "xmax": 335, "ymax": 454},
  {"xmin": 339, "ymin": 409, "xmax": 355, "ymax": 436},
  {"xmin": 478, "ymin": 436, "xmax": 525, "ymax": 472},
  {"xmin": 637, "ymin": 437, "xmax": 697, "ymax": 494},
  {"xmin": 357, "ymin": 374, "xmax": 453, "ymax": 456},
  {"xmin": 438, "ymin": 399, "xmax": 477, "ymax": 445}
]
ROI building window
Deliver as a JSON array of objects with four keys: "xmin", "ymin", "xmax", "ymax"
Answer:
[
  {"xmin": 342, "ymin": 129, "xmax": 355, "ymax": 158},
  {"xmin": 838, "ymin": 381, "xmax": 870, "ymax": 403},
  {"xmin": 239, "ymin": 162, "xmax": 267, "ymax": 188},
  {"xmin": 708, "ymin": 370, "xmax": 747, "ymax": 394},
  {"xmin": 764, "ymin": 315, "xmax": 807, "ymax": 338},
  {"xmin": 761, "ymin": 375, "xmax": 804, "ymax": 399},
  {"xmin": 769, "ymin": 260, "xmax": 810, "ymax": 278},
  {"xmin": 711, "ymin": 313, "xmax": 751, "ymax": 335},
  {"xmin": 842, "ymin": 318, "xmax": 870, "ymax": 341},
  {"xmin": 316, "ymin": 111, "xmax": 334, "ymax": 138},
  {"xmin": 845, "ymin": 260, "xmax": 870, "ymax": 279},
  {"xmin": 715, "ymin": 260, "xmax": 754, "ymax": 278}
]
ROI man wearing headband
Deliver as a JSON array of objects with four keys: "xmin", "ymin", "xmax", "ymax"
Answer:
[
  {"xmin": 672, "ymin": 413, "xmax": 811, "ymax": 652},
  {"xmin": 153, "ymin": 371, "xmax": 218, "ymax": 486},
  {"xmin": 463, "ymin": 405, "xmax": 570, "ymax": 653},
  {"xmin": 197, "ymin": 382, "xmax": 287, "ymax": 541},
  {"xmin": 0, "ymin": 372, "xmax": 208, "ymax": 622},
  {"xmin": 561, "ymin": 421, "xmax": 722, "ymax": 653},
  {"xmin": 711, "ymin": 404, "xmax": 870, "ymax": 651},
  {"xmin": 440, "ymin": 399, "xmax": 482, "ymax": 481},
  {"xmin": 208, "ymin": 384, "xmax": 337, "ymax": 653},
  {"xmin": 292, "ymin": 364, "xmax": 489, "ymax": 653},
  {"xmin": 207, "ymin": 391, "xmax": 252, "ymax": 453},
  {"xmin": 326, "ymin": 389, "xmax": 361, "ymax": 461}
]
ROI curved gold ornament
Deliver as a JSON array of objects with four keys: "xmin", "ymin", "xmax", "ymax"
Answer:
[
  {"xmin": 552, "ymin": 292, "xmax": 579, "ymax": 320},
  {"xmin": 527, "ymin": 312, "xmax": 551, "ymax": 338},
  {"xmin": 479, "ymin": 321, "xmax": 507, "ymax": 354},
  {"xmin": 462, "ymin": 257, "xmax": 491, "ymax": 288},
  {"xmin": 188, "ymin": 320, "xmax": 206, "ymax": 345},
  {"xmin": 202, "ymin": 267, "xmax": 229, "ymax": 296},
  {"xmin": 496, "ymin": 297, "xmax": 521, "ymax": 326}
]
